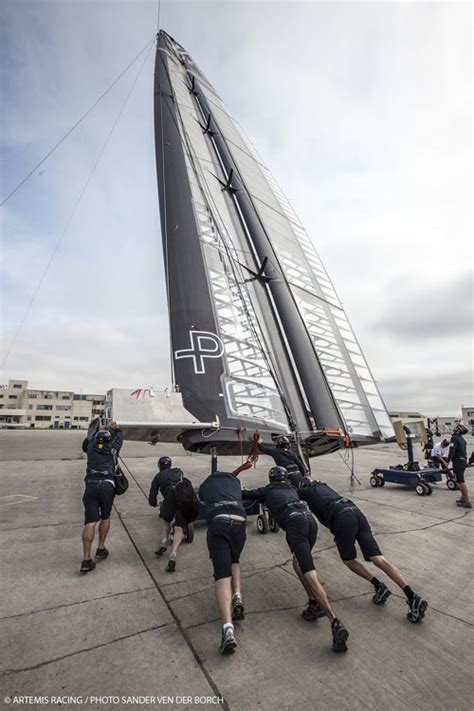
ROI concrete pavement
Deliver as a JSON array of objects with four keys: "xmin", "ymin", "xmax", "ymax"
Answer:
[{"xmin": 0, "ymin": 431, "xmax": 473, "ymax": 710}]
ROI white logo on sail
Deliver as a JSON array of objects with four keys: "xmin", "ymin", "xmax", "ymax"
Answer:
[{"xmin": 174, "ymin": 331, "xmax": 224, "ymax": 374}]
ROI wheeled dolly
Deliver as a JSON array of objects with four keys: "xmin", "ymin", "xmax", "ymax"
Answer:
[
  {"xmin": 256, "ymin": 504, "xmax": 280, "ymax": 534},
  {"xmin": 170, "ymin": 521, "xmax": 194, "ymax": 543},
  {"xmin": 369, "ymin": 467, "xmax": 443, "ymax": 496}
]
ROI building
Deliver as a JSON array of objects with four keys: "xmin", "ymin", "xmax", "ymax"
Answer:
[
  {"xmin": 461, "ymin": 406, "xmax": 474, "ymax": 432},
  {"xmin": 0, "ymin": 380, "xmax": 105, "ymax": 429}
]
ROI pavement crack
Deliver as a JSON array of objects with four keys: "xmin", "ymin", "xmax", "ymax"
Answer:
[
  {"xmin": 0, "ymin": 622, "xmax": 173, "ymax": 677},
  {"xmin": 0, "ymin": 587, "xmax": 156, "ymax": 622}
]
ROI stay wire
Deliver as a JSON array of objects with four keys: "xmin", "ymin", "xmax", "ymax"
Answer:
[
  {"xmin": 1, "ymin": 43, "xmax": 154, "ymax": 370},
  {"xmin": 1, "ymin": 36, "xmax": 155, "ymax": 207}
]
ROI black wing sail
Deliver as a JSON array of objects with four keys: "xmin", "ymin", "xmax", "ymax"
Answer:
[{"xmin": 154, "ymin": 31, "xmax": 393, "ymax": 455}]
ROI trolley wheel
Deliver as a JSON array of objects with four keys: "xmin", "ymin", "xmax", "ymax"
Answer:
[
  {"xmin": 424, "ymin": 484, "xmax": 433, "ymax": 496},
  {"xmin": 415, "ymin": 483, "xmax": 426, "ymax": 496},
  {"xmin": 370, "ymin": 475, "xmax": 379, "ymax": 488},
  {"xmin": 269, "ymin": 517, "xmax": 280, "ymax": 533},
  {"xmin": 377, "ymin": 476, "xmax": 385, "ymax": 487},
  {"xmin": 446, "ymin": 478, "xmax": 458, "ymax": 491},
  {"xmin": 185, "ymin": 522, "xmax": 194, "ymax": 543},
  {"xmin": 257, "ymin": 514, "xmax": 269, "ymax": 534}
]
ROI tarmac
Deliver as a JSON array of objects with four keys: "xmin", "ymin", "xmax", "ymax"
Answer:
[{"xmin": 0, "ymin": 430, "xmax": 473, "ymax": 711}]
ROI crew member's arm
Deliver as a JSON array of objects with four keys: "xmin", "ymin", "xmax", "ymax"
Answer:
[
  {"xmin": 447, "ymin": 439, "xmax": 457, "ymax": 464},
  {"xmin": 257, "ymin": 442, "xmax": 278, "ymax": 457},
  {"xmin": 110, "ymin": 422, "xmax": 123, "ymax": 452},
  {"xmin": 148, "ymin": 473, "xmax": 161, "ymax": 507},
  {"xmin": 81, "ymin": 438, "xmax": 89, "ymax": 454},
  {"xmin": 242, "ymin": 486, "xmax": 266, "ymax": 502}
]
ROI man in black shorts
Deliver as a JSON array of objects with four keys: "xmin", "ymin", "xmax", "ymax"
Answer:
[
  {"xmin": 243, "ymin": 466, "xmax": 349, "ymax": 653},
  {"xmin": 448, "ymin": 424, "xmax": 471, "ymax": 508},
  {"xmin": 289, "ymin": 473, "xmax": 428, "ymax": 623},
  {"xmin": 81, "ymin": 422, "xmax": 123, "ymax": 574},
  {"xmin": 199, "ymin": 470, "xmax": 247, "ymax": 655},
  {"xmin": 148, "ymin": 456, "xmax": 188, "ymax": 571}
]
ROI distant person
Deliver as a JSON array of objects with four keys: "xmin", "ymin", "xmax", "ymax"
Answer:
[
  {"xmin": 422, "ymin": 426, "xmax": 434, "ymax": 461},
  {"xmin": 447, "ymin": 425, "xmax": 471, "ymax": 508},
  {"xmin": 243, "ymin": 466, "xmax": 350, "ymax": 653},
  {"xmin": 80, "ymin": 421, "xmax": 123, "ymax": 574},
  {"xmin": 288, "ymin": 472, "xmax": 429, "ymax": 624},
  {"xmin": 148, "ymin": 456, "xmax": 191, "ymax": 572},
  {"xmin": 199, "ymin": 470, "xmax": 247, "ymax": 655},
  {"xmin": 430, "ymin": 439, "xmax": 451, "ymax": 469},
  {"xmin": 257, "ymin": 435, "xmax": 307, "ymax": 474}
]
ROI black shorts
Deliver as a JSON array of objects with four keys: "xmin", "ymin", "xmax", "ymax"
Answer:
[
  {"xmin": 453, "ymin": 464, "xmax": 466, "ymax": 484},
  {"xmin": 83, "ymin": 480, "xmax": 115, "ymax": 524},
  {"xmin": 207, "ymin": 519, "xmax": 246, "ymax": 581},
  {"xmin": 333, "ymin": 508, "xmax": 381, "ymax": 561},
  {"xmin": 160, "ymin": 489, "xmax": 187, "ymax": 528},
  {"xmin": 285, "ymin": 513, "xmax": 318, "ymax": 574}
]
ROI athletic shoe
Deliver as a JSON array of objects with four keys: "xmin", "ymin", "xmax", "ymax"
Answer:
[
  {"xmin": 166, "ymin": 554, "xmax": 177, "ymax": 572},
  {"xmin": 372, "ymin": 582, "xmax": 392, "ymax": 605},
  {"xmin": 220, "ymin": 626, "xmax": 237, "ymax": 655},
  {"xmin": 331, "ymin": 618, "xmax": 349, "ymax": 653},
  {"xmin": 456, "ymin": 501, "xmax": 472, "ymax": 508},
  {"xmin": 302, "ymin": 600, "xmax": 325, "ymax": 621},
  {"xmin": 80, "ymin": 559, "xmax": 96, "ymax": 574},
  {"xmin": 95, "ymin": 548, "xmax": 109, "ymax": 560},
  {"xmin": 406, "ymin": 594, "xmax": 428, "ymax": 623},
  {"xmin": 155, "ymin": 546, "xmax": 168, "ymax": 556},
  {"xmin": 232, "ymin": 593, "xmax": 245, "ymax": 621}
]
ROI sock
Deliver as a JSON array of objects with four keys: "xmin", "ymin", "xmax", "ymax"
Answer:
[
  {"xmin": 223, "ymin": 623, "xmax": 234, "ymax": 632},
  {"xmin": 160, "ymin": 538, "xmax": 168, "ymax": 546},
  {"xmin": 233, "ymin": 591, "xmax": 242, "ymax": 601},
  {"xmin": 404, "ymin": 585, "xmax": 414, "ymax": 603},
  {"xmin": 169, "ymin": 552, "xmax": 176, "ymax": 559},
  {"xmin": 370, "ymin": 577, "xmax": 381, "ymax": 589},
  {"xmin": 331, "ymin": 618, "xmax": 339, "ymax": 628}
]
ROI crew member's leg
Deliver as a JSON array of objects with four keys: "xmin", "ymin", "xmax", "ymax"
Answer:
[
  {"xmin": 292, "ymin": 551, "xmax": 325, "ymax": 620},
  {"xmin": 156, "ymin": 493, "xmax": 174, "ymax": 556},
  {"xmin": 229, "ymin": 522, "xmax": 246, "ymax": 620},
  {"xmin": 166, "ymin": 504, "xmax": 186, "ymax": 572},
  {"xmin": 454, "ymin": 466, "xmax": 471, "ymax": 507},
  {"xmin": 287, "ymin": 515, "xmax": 348, "ymax": 651},
  {"xmin": 81, "ymin": 484, "xmax": 99, "ymax": 573},
  {"xmin": 95, "ymin": 483, "xmax": 115, "ymax": 560}
]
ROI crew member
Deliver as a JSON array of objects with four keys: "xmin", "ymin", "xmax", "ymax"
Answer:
[
  {"xmin": 199, "ymin": 470, "xmax": 247, "ymax": 655},
  {"xmin": 81, "ymin": 422, "xmax": 123, "ymax": 574},
  {"xmin": 430, "ymin": 439, "xmax": 451, "ymax": 469},
  {"xmin": 422, "ymin": 425, "xmax": 434, "ymax": 461},
  {"xmin": 243, "ymin": 466, "xmax": 349, "ymax": 653},
  {"xmin": 448, "ymin": 424, "xmax": 471, "ymax": 508},
  {"xmin": 258, "ymin": 435, "xmax": 306, "ymax": 474},
  {"xmin": 288, "ymin": 472, "xmax": 429, "ymax": 623},
  {"xmin": 148, "ymin": 456, "xmax": 187, "ymax": 572}
]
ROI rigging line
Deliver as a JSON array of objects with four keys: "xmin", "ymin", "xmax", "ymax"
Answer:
[
  {"xmin": 1, "ymin": 44, "xmax": 154, "ymax": 370},
  {"xmin": 156, "ymin": 0, "xmax": 162, "ymax": 33},
  {"xmin": 1, "ymin": 36, "xmax": 155, "ymax": 207}
]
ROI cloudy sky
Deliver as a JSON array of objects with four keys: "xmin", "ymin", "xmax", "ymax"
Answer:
[{"xmin": 1, "ymin": 0, "xmax": 472, "ymax": 416}]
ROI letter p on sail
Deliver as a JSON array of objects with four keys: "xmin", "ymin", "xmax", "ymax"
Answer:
[{"xmin": 174, "ymin": 330, "xmax": 224, "ymax": 374}]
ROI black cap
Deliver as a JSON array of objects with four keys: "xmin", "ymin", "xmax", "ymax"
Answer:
[
  {"xmin": 158, "ymin": 456, "xmax": 172, "ymax": 470},
  {"xmin": 268, "ymin": 465, "xmax": 288, "ymax": 482},
  {"xmin": 276, "ymin": 435, "xmax": 290, "ymax": 449}
]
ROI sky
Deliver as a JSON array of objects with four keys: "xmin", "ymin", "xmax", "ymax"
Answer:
[{"xmin": 0, "ymin": 0, "xmax": 472, "ymax": 416}]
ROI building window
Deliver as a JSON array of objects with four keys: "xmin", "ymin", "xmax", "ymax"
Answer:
[
  {"xmin": 29, "ymin": 394, "xmax": 37, "ymax": 399},
  {"xmin": 56, "ymin": 405, "xmax": 71, "ymax": 411},
  {"xmin": 29, "ymin": 405, "xmax": 34, "ymax": 410},
  {"xmin": 35, "ymin": 416, "xmax": 52, "ymax": 422},
  {"xmin": 27, "ymin": 416, "xmax": 31, "ymax": 421},
  {"xmin": 44, "ymin": 394, "xmax": 53, "ymax": 399},
  {"xmin": 0, "ymin": 394, "xmax": 3, "ymax": 399},
  {"xmin": 62, "ymin": 395, "xmax": 71, "ymax": 400},
  {"xmin": 8, "ymin": 395, "xmax": 17, "ymax": 399},
  {"xmin": 13, "ymin": 384, "xmax": 22, "ymax": 389},
  {"xmin": 79, "ymin": 417, "xmax": 89, "ymax": 421},
  {"xmin": 37, "ymin": 405, "xmax": 53, "ymax": 411}
]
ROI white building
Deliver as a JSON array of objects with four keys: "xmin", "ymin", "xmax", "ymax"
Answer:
[{"xmin": 0, "ymin": 380, "xmax": 105, "ymax": 429}]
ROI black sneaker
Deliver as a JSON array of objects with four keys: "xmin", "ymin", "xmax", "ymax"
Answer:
[
  {"xmin": 302, "ymin": 600, "xmax": 325, "ymax": 621},
  {"xmin": 220, "ymin": 626, "xmax": 237, "ymax": 655},
  {"xmin": 95, "ymin": 548, "xmax": 109, "ymax": 560},
  {"xmin": 456, "ymin": 501, "xmax": 472, "ymax": 508},
  {"xmin": 80, "ymin": 559, "xmax": 96, "ymax": 574},
  {"xmin": 232, "ymin": 593, "xmax": 245, "ymax": 621},
  {"xmin": 166, "ymin": 556, "xmax": 176, "ymax": 573},
  {"xmin": 406, "ymin": 594, "xmax": 428, "ymax": 623},
  {"xmin": 331, "ymin": 619, "xmax": 349, "ymax": 653},
  {"xmin": 155, "ymin": 545, "xmax": 168, "ymax": 556},
  {"xmin": 372, "ymin": 582, "xmax": 392, "ymax": 605}
]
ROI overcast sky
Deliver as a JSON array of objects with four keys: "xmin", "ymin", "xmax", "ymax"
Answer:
[{"xmin": 1, "ymin": 0, "xmax": 472, "ymax": 416}]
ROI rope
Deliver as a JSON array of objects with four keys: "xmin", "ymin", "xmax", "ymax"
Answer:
[
  {"xmin": 1, "ymin": 43, "xmax": 154, "ymax": 369},
  {"xmin": 1, "ymin": 37, "xmax": 155, "ymax": 207}
]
